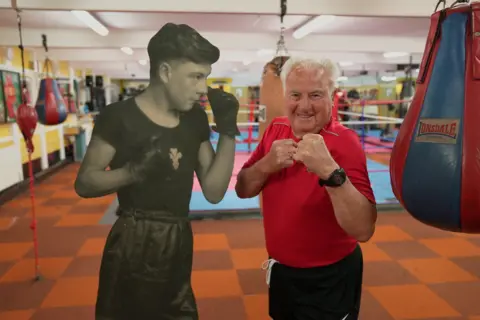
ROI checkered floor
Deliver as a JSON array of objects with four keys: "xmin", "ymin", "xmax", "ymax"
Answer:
[{"xmin": 1, "ymin": 164, "xmax": 480, "ymax": 319}]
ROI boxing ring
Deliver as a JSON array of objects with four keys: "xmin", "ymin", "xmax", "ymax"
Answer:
[{"xmin": 189, "ymin": 99, "xmax": 408, "ymax": 216}]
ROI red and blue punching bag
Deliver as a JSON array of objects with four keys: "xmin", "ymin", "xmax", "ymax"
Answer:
[
  {"xmin": 35, "ymin": 78, "xmax": 68, "ymax": 126},
  {"xmin": 390, "ymin": 3, "xmax": 480, "ymax": 233}
]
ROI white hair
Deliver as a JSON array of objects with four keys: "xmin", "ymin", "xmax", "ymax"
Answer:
[{"xmin": 280, "ymin": 57, "xmax": 340, "ymax": 95}]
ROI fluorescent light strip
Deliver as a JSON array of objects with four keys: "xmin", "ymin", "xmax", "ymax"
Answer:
[
  {"xmin": 71, "ymin": 10, "xmax": 109, "ymax": 37},
  {"xmin": 381, "ymin": 75, "xmax": 397, "ymax": 82},
  {"xmin": 339, "ymin": 61, "xmax": 353, "ymax": 67},
  {"xmin": 138, "ymin": 59, "xmax": 148, "ymax": 66},
  {"xmin": 383, "ymin": 52, "xmax": 409, "ymax": 59},
  {"xmin": 121, "ymin": 47, "xmax": 134, "ymax": 55},
  {"xmin": 293, "ymin": 15, "xmax": 336, "ymax": 40}
]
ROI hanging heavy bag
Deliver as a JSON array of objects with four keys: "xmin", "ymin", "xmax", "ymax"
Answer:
[
  {"xmin": 390, "ymin": 1, "xmax": 480, "ymax": 233},
  {"xmin": 35, "ymin": 77, "xmax": 68, "ymax": 126},
  {"xmin": 259, "ymin": 56, "xmax": 290, "ymax": 138}
]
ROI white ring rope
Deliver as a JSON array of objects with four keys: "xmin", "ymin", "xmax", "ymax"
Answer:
[
  {"xmin": 338, "ymin": 111, "xmax": 403, "ymax": 123},
  {"xmin": 209, "ymin": 122, "xmax": 260, "ymax": 127},
  {"xmin": 206, "ymin": 110, "xmax": 260, "ymax": 115},
  {"xmin": 208, "ymin": 120, "xmax": 400, "ymax": 127},
  {"xmin": 340, "ymin": 120, "xmax": 401, "ymax": 125}
]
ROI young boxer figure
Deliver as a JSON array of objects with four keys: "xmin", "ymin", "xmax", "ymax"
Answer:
[{"xmin": 75, "ymin": 23, "xmax": 239, "ymax": 320}]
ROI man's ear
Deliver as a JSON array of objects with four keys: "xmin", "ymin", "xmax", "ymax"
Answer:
[{"xmin": 158, "ymin": 62, "xmax": 172, "ymax": 84}]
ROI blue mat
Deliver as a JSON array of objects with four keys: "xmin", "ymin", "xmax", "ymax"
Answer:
[{"xmin": 190, "ymin": 159, "xmax": 396, "ymax": 212}]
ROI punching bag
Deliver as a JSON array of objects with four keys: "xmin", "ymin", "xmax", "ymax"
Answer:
[
  {"xmin": 35, "ymin": 78, "xmax": 68, "ymax": 126},
  {"xmin": 390, "ymin": 3, "xmax": 480, "ymax": 233},
  {"xmin": 16, "ymin": 90, "xmax": 38, "ymax": 153},
  {"xmin": 259, "ymin": 56, "xmax": 289, "ymax": 138}
]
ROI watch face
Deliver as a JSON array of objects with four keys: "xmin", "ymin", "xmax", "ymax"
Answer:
[{"xmin": 332, "ymin": 174, "xmax": 344, "ymax": 185}]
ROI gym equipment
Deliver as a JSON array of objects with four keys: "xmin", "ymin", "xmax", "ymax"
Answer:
[
  {"xmin": 390, "ymin": 1, "xmax": 480, "ymax": 233},
  {"xmin": 35, "ymin": 35, "xmax": 67, "ymax": 126},
  {"xmin": 13, "ymin": 7, "xmax": 41, "ymax": 281},
  {"xmin": 35, "ymin": 77, "xmax": 68, "ymax": 125},
  {"xmin": 259, "ymin": 0, "xmax": 289, "ymax": 138}
]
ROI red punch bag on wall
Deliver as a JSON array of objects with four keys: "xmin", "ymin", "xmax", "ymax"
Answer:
[
  {"xmin": 35, "ymin": 78, "xmax": 68, "ymax": 126},
  {"xmin": 390, "ymin": 2, "xmax": 480, "ymax": 233}
]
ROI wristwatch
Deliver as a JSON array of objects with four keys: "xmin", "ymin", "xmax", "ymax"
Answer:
[{"xmin": 319, "ymin": 168, "xmax": 347, "ymax": 187}]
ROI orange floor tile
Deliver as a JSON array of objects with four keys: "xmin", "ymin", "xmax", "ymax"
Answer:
[{"xmin": 0, "ymin": 163, "xmax": 480, "ymax": 319}]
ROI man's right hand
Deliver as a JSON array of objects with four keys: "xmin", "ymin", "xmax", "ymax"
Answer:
[
  {"xmin": 125, "ymin": 136, "xmax": 163, "ymax": 182},
  {"xmin": 264, "ymin": 139, "xmax": 298, "ymax": 173}
]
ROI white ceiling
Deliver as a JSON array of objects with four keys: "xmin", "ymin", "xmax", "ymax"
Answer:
[{"xmin": 0, "ymin": 9, "xmax": 430, "ymax": 81}]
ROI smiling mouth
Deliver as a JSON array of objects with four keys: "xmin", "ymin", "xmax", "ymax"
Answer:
[{"xmin": 297, "ymin": 114, "xmax": 313, "ymax": 119}]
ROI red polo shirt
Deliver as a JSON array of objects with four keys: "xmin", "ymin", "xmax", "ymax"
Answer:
[{"xmin": 242, "ymin": 117, "xmax": 375, "ymax": 268}]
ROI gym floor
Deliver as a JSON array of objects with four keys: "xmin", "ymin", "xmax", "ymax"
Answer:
[{"xmin": 1, "ymin": 132, "xmax": 480, "ymax": 319}]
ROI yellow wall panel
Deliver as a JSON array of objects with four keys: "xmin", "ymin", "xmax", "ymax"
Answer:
[
  {"xmin": 20, "ymin": 134, "xmax": 42, "ymax": 163},
  {"xmin": 45, "ymin": 129, "xmax": 60, "ymax": 154},
  {"xmin": 0, "ymin": 141, "xmax": 14, "ymax": 149},
  {"xmin": 0, "ymin": 124, "xmax": 12, "ymax": 138}
]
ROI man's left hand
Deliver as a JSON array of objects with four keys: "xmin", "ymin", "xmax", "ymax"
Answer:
[
  {"xmin": 293, "ymin": 133, "xmax": 339, "ymax": 179},
  {"xmin": 207, "ymin": 87, "xmax": 240, "ymax": 137}
]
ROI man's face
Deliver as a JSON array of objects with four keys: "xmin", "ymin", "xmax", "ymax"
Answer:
[
  {"xmin": 284, "ymin": 67, "xmax": 333, "ymax": 137},
  {"xmin": 162, "ymin": 61, "xmax": 211, "ymax": 112}
]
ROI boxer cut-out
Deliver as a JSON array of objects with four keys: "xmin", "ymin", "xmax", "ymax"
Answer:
[
  {"xmin": 390, "ymin": 3, "xmax": 480, "ymax": 233},
  {"xmin": 74, "ymin": 23, "xmax": 239, "ymax": 319}
]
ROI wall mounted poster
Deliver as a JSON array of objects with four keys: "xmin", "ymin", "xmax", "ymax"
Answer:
[
  {"xmin": 1, "ymin": 71, "xmax": 21, "ymax": 122},
  {"xmin": 0, "ymin": 74, "xmax": 5, "ymax": 123}
]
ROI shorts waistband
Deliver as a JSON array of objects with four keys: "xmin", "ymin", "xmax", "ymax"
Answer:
[{"xmin": 116, "ymin": 207, "xmax": 189, "ymax": 222}]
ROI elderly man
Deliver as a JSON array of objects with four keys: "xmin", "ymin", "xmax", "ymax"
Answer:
[{"xmin": 235, "ymin": 57, "xmax": 377, "ymax": 320}]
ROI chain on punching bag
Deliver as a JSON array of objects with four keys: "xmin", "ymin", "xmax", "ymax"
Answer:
[
  {"xmin": 35, "ymin": 35, "xmax": 68, "ymax": 126},
  {"xmin": 259, "ymin": 0, "xmax": 290, "ymax": 138}
]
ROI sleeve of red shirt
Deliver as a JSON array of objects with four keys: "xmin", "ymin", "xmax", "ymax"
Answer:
[
  {"xmin": 241, "ymin": 123, "xmax": 274, "ymax": 169},
  {"xmin": 335, "ymin": 129, "xmax": 376, "ymax": 204}
]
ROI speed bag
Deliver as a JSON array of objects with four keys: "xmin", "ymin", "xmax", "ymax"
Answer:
[
  {"xmin": 35, "ymin": 78, "xmax": 68, "ymax": 126},
  {"xmin": 259, "ymin": 56, "xmax": 289, "ymax": 138},
  {"xmin": 390, "ymin": 4, "xmax": 480, "ymax": 233}
]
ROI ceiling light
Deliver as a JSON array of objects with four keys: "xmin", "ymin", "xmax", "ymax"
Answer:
[
  {"xmin": 381, "ymin": 75, "xmax": 397, "ymax": 82},
  {"xmin": 243, "ymin": 60, "xmax": 251, "ymax": 66},
  {"xmin": 232, "ymin": 68, "xmax": 239, "ymax": 72},
  {"xmin": 121, "ymin": 47, "xmax": 134, "ymax": 55},
  {"xmin": 257, "ymin": 49, "xmax": 275, "ymax": 57},
  {"xmin": 383, "ymin": 52, "xmax": 409, "ymax": 59},
  {"xmin": 138, "ymin": 59, "xmax": 147, "ymax": 66},
  {"xmin": 339, "ymin": 61, "xmax": 353, "ymax": 67},
  {"xmin": 71, "ymin": 10, "xmax": 109, "ymax": 37},
  {"xmin": 337, "ymin": 76, "xmax": 348, "ymax": 82},
  {"xmin": 293, "ymin": 15, "xmax": 336, "ymax": 40}
]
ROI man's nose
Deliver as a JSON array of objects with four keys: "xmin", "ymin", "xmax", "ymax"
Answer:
[
  {"xmin": 197, "ymin": 82, "xmax": 208, "ymax": 96},
  {"xmin": 297, "ymin": 96, "xmax": 311, "ymax": 109}
]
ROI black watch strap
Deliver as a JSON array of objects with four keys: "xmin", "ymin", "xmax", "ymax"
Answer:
[{"xmin": 319, "ymin": 168, "xmax": 347, "ymax": 187}]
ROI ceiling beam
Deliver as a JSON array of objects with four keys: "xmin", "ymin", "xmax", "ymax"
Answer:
[
  {"xmin": 11, "ymin": 0, "xmax": 441, "ymax": 17},
  {"xmin": 0, "ymin": 28, "xmax": 428, "ymax": 54}
]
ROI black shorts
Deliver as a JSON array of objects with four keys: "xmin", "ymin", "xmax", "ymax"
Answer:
[
  {"xmin": 269, "ymin": 245, "xmax": 363, "ymax": 320},
  {"xmin": 95, "ymin": 208, "xmax": 198, "ymax": 320}
]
